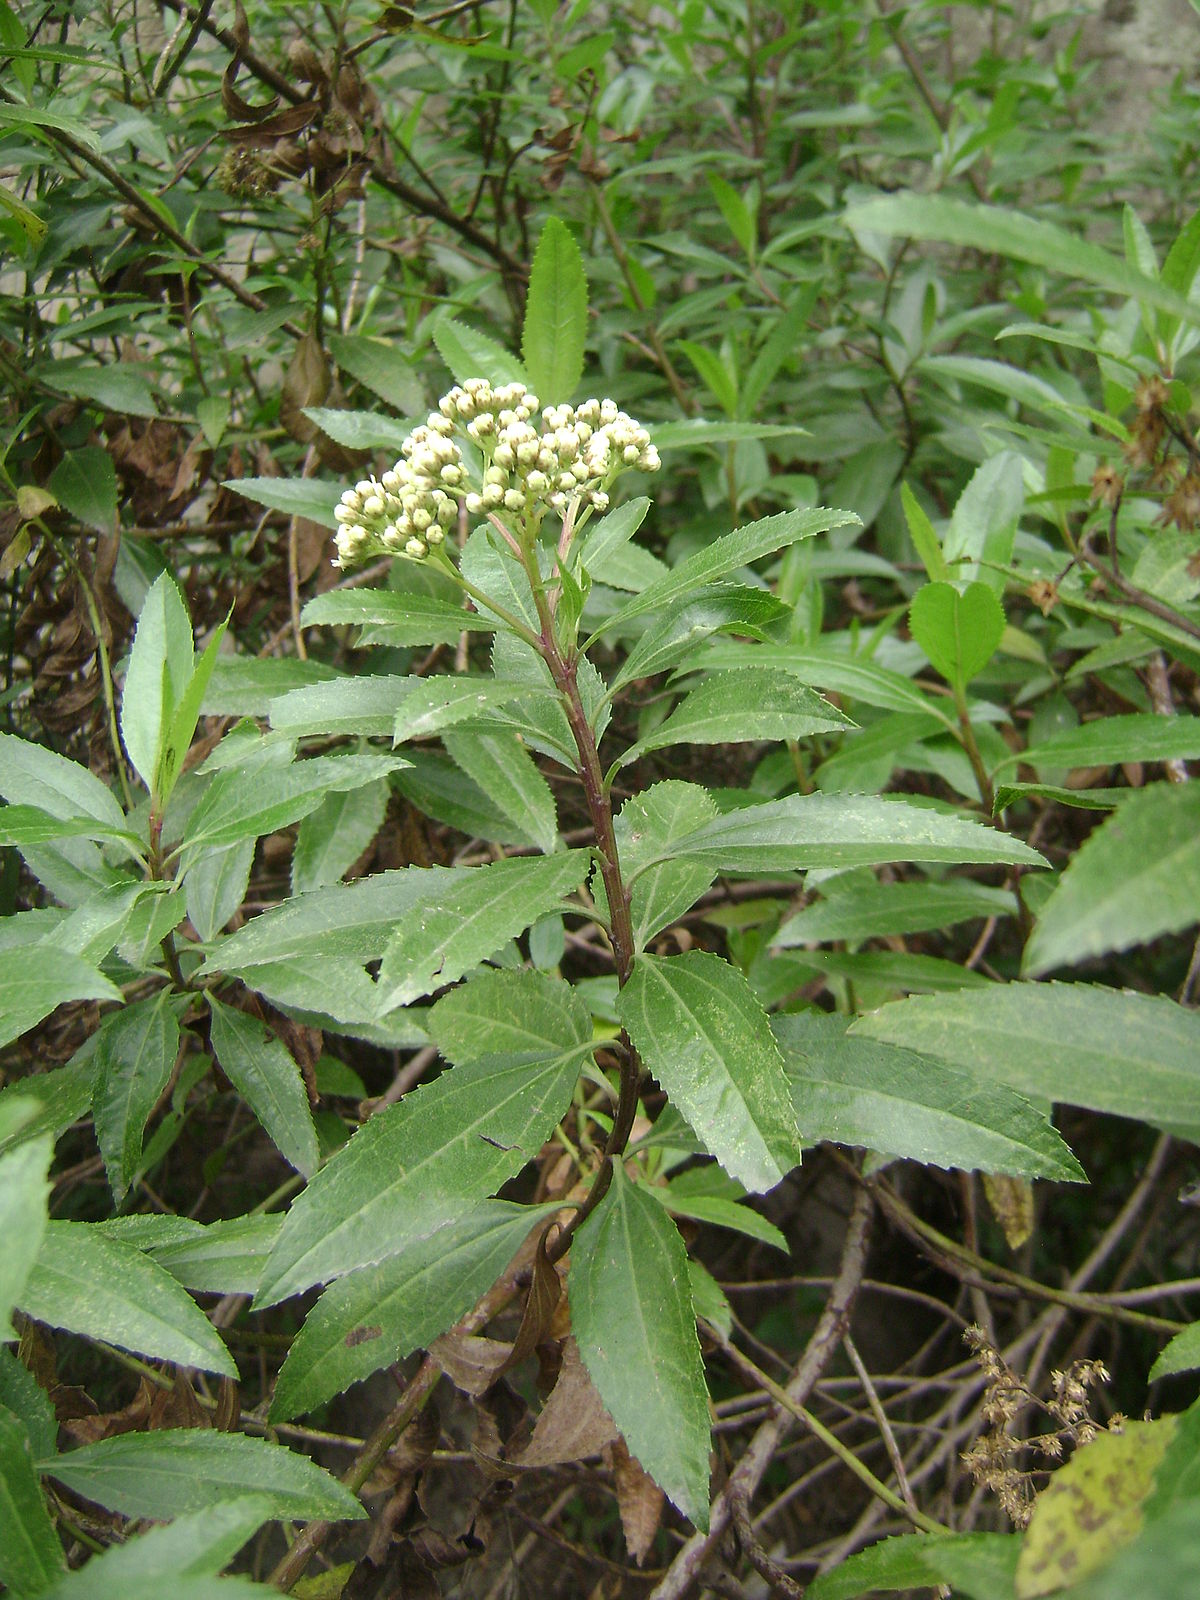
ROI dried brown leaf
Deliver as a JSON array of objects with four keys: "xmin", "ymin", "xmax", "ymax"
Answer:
[{"xmin": 514, "ymin": 1337, "xmax": 619, "ymax": 1468}]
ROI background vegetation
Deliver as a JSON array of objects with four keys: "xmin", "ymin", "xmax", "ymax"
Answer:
[{"xmin": 5, "ymin": 1, "xmax": 1200, "ymax": 1596}]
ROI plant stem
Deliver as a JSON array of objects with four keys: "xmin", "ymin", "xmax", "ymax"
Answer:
[
  {"xmin": 523, "ymin": 557, "xmax": 643, "ymax": 1251},
  {"xmin": 717, "ymin": 1336, "xmax": 950, "ymax": 1536}
]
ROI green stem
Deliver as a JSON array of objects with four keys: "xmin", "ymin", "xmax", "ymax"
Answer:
[{"xmin": 718, "ymin": 1336, "xmax": 950, "ymax": 1535}]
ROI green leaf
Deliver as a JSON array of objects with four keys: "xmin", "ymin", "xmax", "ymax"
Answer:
[
  {"xmin": 253, "ymin": 1045, "xmax": 590, "ymax": 1307},
  {"xmin": 119, "ymin": 574, "xmax": 195, "ymax": 796},
  {"xmin": 651, "ymin": 420, "xmax": 806, "ymax": 448},
  {"xmin": 0, "ymin": 1401, "xmax": 64, "ymax": 1594},
  {"xmin": 997, "ymin": 713, "xmax": 1200, "ymax": 772},
  {"xmin": 92, "ymin": 994, "xmax": 180, "ymax": 1202},
  {"xmin": 433, "ymin": 319, "xmax": 528, "ymax": 388},
  {"xmin": 693, "ymin": 641, "xmax": 951, "ymax": 723},
  {"xmin": 656, "ymin": 1186, "xmax": 789, "ymax": 1253},
  {"xmin": 571, "ymin": 1164, "xmax": 711, "ymax": 1528},
  {"xmin": 155, "ymin": 615, "xmax": 229, "ymax": 808},
  {"xmin": 18, "ymin": 1222, "xmax": 236, "ymax": 1376},
  {"xmin": 909, "ymin": 581, "xmax": 1005, "ymax": 689},
  {"xmin": 0, "ymin": 1131, "xmax": 51, "ymax": 1338},
  {"xmin": 225, "ymin": 477, "xmax": 341, "ymax": 529},
  {"xmin": 1024, "ymin": 784, "xmax": 1200, "ymax": 975},
  {"xmin": 148, "ymin": 1216, "xmax": 283, "ymax": 1297},
  {"xmin": 618, "ymin": 952, "xmax": 803, "ymax": 1192},
  {"xmin": 775, "ymin": 1013, "xmax": 1083, "ymax": 1179},
  {"xmin": 46, "ymin": 446, "xmax": 117, "ymax": 534},
  {"xmin": 618, "ymin": 670, "xmax": 854, "ymax": 768},
  {"xmin": 202, "ymin": 657, "xmax": 339, "ymax": 718},
  {"xmin": 207, "ymin": 998, "xmax": 320, "ymax": 1179},
  {"xmin": 375, "ymin": 850, "xmax": 590, "ymax": 1010},
  {"xmin": 38, "ymin": 1497, "xmax": 274, "ymax": 1593},
  {"xmin": 303, "ymin": 407, "xmax": 412, "ymax": 451},
  {"xmin": 844, "ymin": 193, "xmax": 1200, "ymax": 326},
  {"xmin": 301, "ymin": 588, "xmax": 495, "ymax": 646},
  {"xmin": 292, "ymin": 780, "xmax": 389, "ymax": 895},
  {"xmin": 774, "ymin": 880, "xmax": 1015, "ymax": 946},
  {"xmin": 852, "ymin": 983, "xmax": 1200, "ymax": 1138},
  {"xmin": 270, "ymin": 1201, "xmax": 557, "ymax": 1420},
  {"xmin": 44, "ymin": 1576, "xmax": 271, "ymax": 1600},
  {"xmin": 0, "ymin": 945, "xmax": 121, "ymax": 1052},
  {"xmin": 41, "ymin": 1429, "xmax": 365, "ymax": 1523},
  {"xmin": 0, "ymin": 804, "xmax": 141, "ymax": 852},
  {"xmin": 0, "ymin": 733, "xmax": 126, "ymax": 831},
  {"xmin": 521, "ymin": 217, "xmax": 588, "ymax": 403},
  {"xmin": 645, "ymin": 792, "xmax": 1046, "ymax": 875},
  {"xmin": 268, "ymin": 675, "xmax": 404, "ymax": 738},
  {"xmin": 593, "ymin": 507, "xmax": 862, "ymax": 640},
  {"xmin": 943, "ymin": 453, "xmax": 1025, "ymax": 596},
  {"xmin": 393, "ymin": 676, "xmax": 550, "ymax": 744},
  {"xmin": 200, "ymin": 865, "xmax": 459, "ymax": 973},
  {"xmin": 901, "ymin": 481, "xmax": 949, "ymax": 583},
  {"xmin": 808, "ymin": 1532, "xmax": 1020, "ymax": 1600},
  {"xmin": 442, "ymin": 729, "xmax": 558, "ymax": 855},
  {"xmin": 613, "ymin": 781, "xmax": 718, "ymax": 950},
  {"xmin": 428, "ymin": 967, "xmax": 591, "ymax": 1063},
  {"xmin": 678, "ymin": 339, "xmax": 738, "ymax": 416},
  {"xmin": 1150, "ymin": 1322, "xmax": 1200, "ymax": 1382},
  {"xmin": 180, "ymin": 754, "xmax": 401, "ymax": 857},
  {"xmin": 326, "ymin": 332, "xmax": 425, "ymax": 413},
  {"xmin": 186, "ymin": 838, "xmax": 255, "ymax": 943},
  {"xmin": 0, "ymin": 1054, "xmax": 99, "ymax": 1157},
  {"xmin": 611, "ymin": 586, "xmax": 792, "ymax": 691}
]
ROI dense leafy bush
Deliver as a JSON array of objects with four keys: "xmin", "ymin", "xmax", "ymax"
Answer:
[{"xmin": 5, "ymin": 2, "xmax": 1200, "ymax": 1596}]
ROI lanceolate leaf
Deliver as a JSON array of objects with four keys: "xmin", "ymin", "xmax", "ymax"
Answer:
[
  {"xmin": 270, "ymin": 1201, "xmax": 558, "ymax": 1421},
  {"xmin": 616, "ymin": 670, "xmax": 854, "ymax": 767},
  {"xmin": 37, "ymin": 1497, "xmax": 274, "ymax": 1592},
  {"xmin": 41, "ymin": 1429, "xmax": 365, "ymax": 1523},
  {"xmin": 997, "ymin": 713, "xmax": 1200, "ymax": 773},
  {"xmin": 592, "ymin": 507, "xmax": 861, "ymax": 639},
  {"xmin": 844, "ymin": 193, "xmax": 1200, "ymax": 327},
  {"xmin": 268, "ymin": 676, "xmax": 405, "ymax": 737},
  {"xmin": 1024, "ymin": 784, "xmax": 1200, "ymax": 975},
  {"xmin": 571, "ymin": 1164, "xmax": 712, "ymax": 1529},
  {"xmin": 0, "ymin": 1402, "xmax": 64, "ymax": 1594},
  {"xmin": 301, "ymin": 587, "xmax": 497, "ymax": 645},
  {"xmin": 180, "ymin": 754, "xmax": 401, "ymax": 858},
  {"xmin": 0, "ymin": 732, "xmax": 126, "ymax": 831},
  {"xmin": 614, "ymin": 781, "xmax": 718, "ymax": 950},
  {"xmin": 775, "ymin": 1013, "xmax": 1083, "ymax": 1180},
  {"xmin": 393, "ymin": 676, "xmax": 549, "ymax": 744},
  {"xmin": 18, "ymin": 1222, "xmax": 236, "ymax": 1376},
  {"xmin": 291, "ymin": 780, "xmax": 389, "ymax": 896},
  {"xmin": 774, "ymin": 880, "xmax": 1016, "ymax": 946},
  {"xmin": 200, "ymin": 865, "xmax": 460, "ymax": 973},
  {"xmin": 149, "ymin": 1215, "xmax": 283, "ymax": 1297},
  {"xmin": 254, "ymin": 1045, "xmax": 591, "ymax": 1307},
  {"xmin": 120, "ymin": 574, "xmax": 194, "ymax": 796},
  {"xmin": 375, "ymin": 850, "xmax": 590, "ymax": 1010},
  {"xmin": 92, "ymin": 993, "xmax": 181, "ymax": 1201},
  {"xmin": 683, "ymin": 641, "xmax": 952, "ymax": 724},
  {"xmin": 639, "ymin": 792, "xmax": 1046, "ymax": 875},
  {"xmin": 207, "ymin": 998, "xmax": 319, "ymax": 1179},
  {"xmin": 852, "ymin": 984, "xmax": 1200, "ymax": 1138},
  {"xmin": 433, "ymin": 318, "xmax": 528, "ymax": 388},
  {"xmin": 442, "ymin": 728, "xmax": 558, "ymax": 855},
  {"xmin": 0, "ymin": 946, "xmax": 121, "ymax": 1052},
  {"xmin": 521, "ymin": 216, "xmax": 588, "ymax": 403},
  {"xmin": 427, "ymin": 968, "xmax": 591, "ymax": 1064},
  {"xmin": 0, "ymin": 1132, "xmax": 51, "ymax": 1338},
  {"xmin": 611, "ymin": 585, "xmax": 792, "ymax": 690},
  {"xmin": 618, "ymin": 952, "xmax": 803, "ymax": 1192}
]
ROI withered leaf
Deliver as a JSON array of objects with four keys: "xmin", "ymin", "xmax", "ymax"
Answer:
[
  {"xmin": 607, "ymin": 1435, "xmax": 665, "ymax": 1567},
  {"xmin": 514, "ymin": 1337, "xmax": 619, "ymax": 1468},
  {"xmin": 495, "ymin": 1222, "xmax": 562, "ymax": 1378}
]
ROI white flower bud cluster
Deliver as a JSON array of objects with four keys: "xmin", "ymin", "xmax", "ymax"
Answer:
[{"xmin": 332, "ymin": 378, "xmax": 659, "ymax": 569}]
